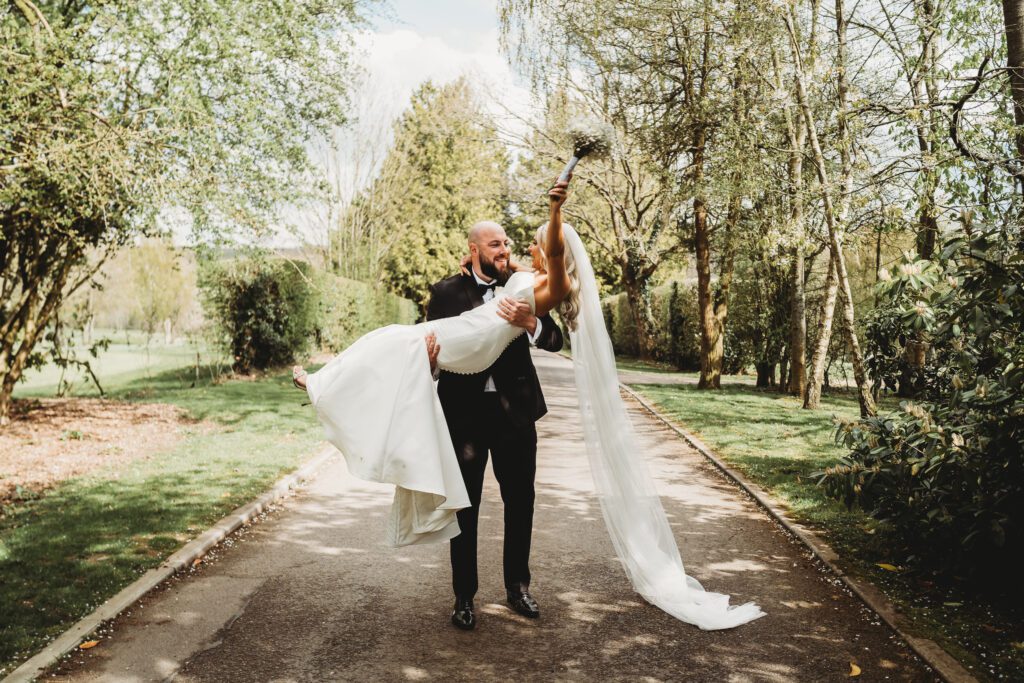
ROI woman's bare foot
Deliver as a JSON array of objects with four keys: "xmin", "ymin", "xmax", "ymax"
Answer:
[{"xmin": 292, "ymin": 365, "xmax": 308, "ymax": 390}]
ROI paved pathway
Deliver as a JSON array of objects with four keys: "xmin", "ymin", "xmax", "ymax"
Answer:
[{"xmin": 52, "ymin": 352, "xmax": 933, "ymax": 682}]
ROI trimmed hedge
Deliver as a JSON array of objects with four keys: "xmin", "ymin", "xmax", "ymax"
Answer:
[
  {"xmin": 315, "ymin": 273, "xmax": 418, "ymax": 352},
  {"xmin": 202, "ymin": 257, "xmax": 416, "ymax": 371},
  {"xmin": 602, "ymin": 280, "xmax": 700, "ymax": 370}
]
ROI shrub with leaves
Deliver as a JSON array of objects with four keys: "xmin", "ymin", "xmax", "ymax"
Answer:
[
  {"xmin": 820, "ymin": 229, "xmax": 1024, "ymax": 575},
  {"xmin": 202, "ymin": 258, "xmax": 419, "ymax": 372},
  {"xmin": 202, "ymin": 259, "xmax": 318, "ymax": 374},
  {"xmin": 862, "ymin": 256, "xmax": 942, "ymax": 397}
]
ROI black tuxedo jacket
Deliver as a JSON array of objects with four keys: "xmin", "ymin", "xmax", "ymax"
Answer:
[{"xmin": 427, "ymin": 273, "xmax": 563, "ymax": 429}]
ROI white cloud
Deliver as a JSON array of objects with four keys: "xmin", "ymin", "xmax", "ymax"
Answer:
[{"xmin": 354, "ymin": 28, "xmax": 535, "ymax": 136}]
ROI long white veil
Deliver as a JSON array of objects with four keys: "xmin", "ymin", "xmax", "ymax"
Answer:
[{"xmin": 562, "ymin": 224, "xmax": 765, "ymax": 630}]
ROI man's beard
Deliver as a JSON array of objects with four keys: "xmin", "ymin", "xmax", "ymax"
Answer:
[{"xmin": 479, "ymin": 254, "xmax": 511, "ymax": 284}]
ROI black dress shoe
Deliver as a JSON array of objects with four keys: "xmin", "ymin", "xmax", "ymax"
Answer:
[
  {"xmin": 506, "ymin": 589, "xmax": 540, "ymax": 618},
  {"xmin": 451, "ymin": 596, "xmax": 476, "ymax": 630}
]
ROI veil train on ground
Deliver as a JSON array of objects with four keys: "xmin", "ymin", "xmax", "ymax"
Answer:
[{"xmin": 563, "ymin": 224, "xmax": 765, "ymax": 630}]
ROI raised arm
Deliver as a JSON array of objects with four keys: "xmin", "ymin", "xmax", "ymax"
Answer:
[{"xmin": 535, "ymin": 179, "xmax": 572, "ymax": 316}]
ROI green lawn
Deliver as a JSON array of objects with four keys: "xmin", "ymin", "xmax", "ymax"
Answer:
[
  {"xmin": 628, "ymin": 377, "xmax": 1022, "ymax": 682},
  {"xmin": 1, "ymin": 344, "xmax": 323, "ymax": 675},
  {"xmin": 14, "ymin": 334, "xmax": 227, "ymax": 399},
  {"xmin": 611, "ymin": 356, "xmax": 684, "ymax": 375},
  {"xmin": 631, "ymin": 382, "xmax": 883, "ymax": 557}
]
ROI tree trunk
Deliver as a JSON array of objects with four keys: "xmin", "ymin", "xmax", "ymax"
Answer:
[
  {"xmin": 695, "ymin": 193, "xmax": 718, "ymax": 389},
  {"xmin": 0, "ymin": 272, "xmax": 70, "ymax": 425},
  {"xmin": 1002, "ymin": 0, "xmax": 1024, "ymax": 163},
  {"xmin": 787, "ymin": 247, "xmax": 807, "ymax": 395},
  {"xmin": 832, "ymin": 0, "xmax": 876, "ymax": 417},
  {"xmin": 0, "ymin": 375, "xmax": 17, "ymax": 426},
  {"xmin": 84, "ymin": 314, "xmax": 94, "ymax": 346},
  {"xmin": 912, "ymin": 0, "xmax": 942, "ymax": 259},
  {"xmin": 693, "ymin": 127, "xmax": 720, "ymax": 389},
  {"xmin": 709, "ymin": 193, "xmax": 739, "ymax": 384},
  {"xmin": 834, "ymin": 250, "xmax": 875, "ymax": 415},
  {"xmin": 779, "ymin": 353, "xmax": 790, "ymax": 393},
  {"xmin": 916, "ymin": 187, "xmax": 939, "ymax": 259},
  {"xmin": 775, "ymin": 16, "xmax": 812, "ymax": 398},
  {"xmin": 785, "ymin": 0, "xmax": 877, "ymax": 417},
  {"xmin": 785, "ymin": 115, "xmax": 807, "ymax": 396},
  {"xmin": 624, "ymin": 277, "xmax": 658, "ymax": 360},
  {"xmin": 804, "ymin": 251, "xmax": 839, "ymax": 409},
  {"xmin": 0, "ymin": 227, "xmax": 104, "ymax": 425}
]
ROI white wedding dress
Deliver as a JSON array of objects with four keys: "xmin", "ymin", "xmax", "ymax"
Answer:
[
  {"xmin": 305, "ymin": 230, "xmax": 764, "ymax": 630},
  {"xmin": 305, "ymin": 270, "xmax": 536, "ymax": 547}
]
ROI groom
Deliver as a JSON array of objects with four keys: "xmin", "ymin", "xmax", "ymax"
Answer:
[{"xmin": 425, "ymin": 220, "xmax": 564, "ymax": 630}]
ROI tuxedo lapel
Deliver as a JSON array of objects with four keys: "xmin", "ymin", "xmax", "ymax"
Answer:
[{"xmin": 462, "ymin": 274, "xmax": 484, "ymax": 310}]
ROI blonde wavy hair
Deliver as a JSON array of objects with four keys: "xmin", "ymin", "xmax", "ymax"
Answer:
[{"xmin": 534, "ymin": 222, "xmax": 582, "ymax": 331}]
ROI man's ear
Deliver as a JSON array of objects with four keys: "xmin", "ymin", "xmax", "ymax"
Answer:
[{"xmin": 468, "ymin": 242, "xmax": 478, "ymax": 257}]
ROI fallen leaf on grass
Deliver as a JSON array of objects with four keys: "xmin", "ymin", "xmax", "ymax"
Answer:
[
  {"xmin": 849, "ymin": 662, "xmax": 861, "ymax": 677},
  {"xmin": 1010, "ymin": 642, "xmax": 1024, "ymax": 650},
  {"xmin": 192, "ymin": 558, "xmax": 201, "ymax": 567},
  {"xmin": 943, "ymin": 602, "xmax": 962, "ymax": 607},
  {"xmin": 876, "ymin": 563, "xmax": 900, "ymax": 572},
  {"xmin": 79, "ymin": 640, "xmax": 99, "ymax": 650}
]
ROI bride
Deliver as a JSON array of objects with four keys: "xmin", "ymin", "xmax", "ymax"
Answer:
[{"xmin": 293, "ymin": 180, "xmax": 765, "ymax": 630}]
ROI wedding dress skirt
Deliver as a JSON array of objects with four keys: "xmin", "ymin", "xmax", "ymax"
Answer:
[{"xmin": 305, "ymin": 271, "xmax": 536, "ymax": 547}]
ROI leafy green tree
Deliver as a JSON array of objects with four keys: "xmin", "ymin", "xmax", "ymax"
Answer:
[
  {"xmin": 0, "ymin": 0, "xmax": 365, "ymax": 423},
  {"xmin": 508, "ymin": 91, "xmax": 688, "ymax": 359},
  {"xmin": 128, "ymin": 239, "xmax": 198, "ymax": 341},
  {"xmin": 500, "ymin": 0, "xmax": 777, "ymax": 383},
  {"xmin": 313, "ymin": 85, "xmax": 413, "ymax": 284},
  {"xmin": 64, "ymin": 237, "xmax": 200, "ymax": 340},
  {"xmin": 358, "ymin": 78, "xmax": 509, "ymax": 309}
]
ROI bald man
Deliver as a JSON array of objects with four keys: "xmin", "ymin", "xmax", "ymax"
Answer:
[{"xmin": 426, "ymin": 221, "xmax": 564, "ymax": 630}]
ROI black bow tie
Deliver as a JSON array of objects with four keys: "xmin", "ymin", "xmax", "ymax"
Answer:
[{"xmin": 477, "ymin": 281, "xmax": 497, "ymax": 294}]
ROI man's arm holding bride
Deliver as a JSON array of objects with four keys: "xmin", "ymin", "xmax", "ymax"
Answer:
[
  {"xmin": 496, "ymin": 298, "xmax": 562, "ymax": 352},
  {"xmin": 422, "ymin": 261, "xmax": 564, "ymax": 376}
]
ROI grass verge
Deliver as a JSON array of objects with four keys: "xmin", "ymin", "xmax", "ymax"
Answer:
[
  {"xmin": 1, "ymin": 356, "xmax": 323, "ymax": 675},
  {"xmin": 629, "ymin": 379, "xmax": 1023, "ymax": 683}
]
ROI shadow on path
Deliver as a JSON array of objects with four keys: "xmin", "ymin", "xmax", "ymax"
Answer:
[{"xmin": 52, "ymin": 351, "xmax": 932, "ymax": 682}]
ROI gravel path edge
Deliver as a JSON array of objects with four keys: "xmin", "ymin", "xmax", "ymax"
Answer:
[
  {"xmin": 619, "ymin": 382, "xmax": 976, "ymax": 683},
  {"xmin": 2, "ymin": 444, "xmax": 337, "ymax": 683}
]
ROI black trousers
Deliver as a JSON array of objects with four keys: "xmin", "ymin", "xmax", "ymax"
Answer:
[{"xmin": 448, "ymin": 393, "xmax": 537, "ymax": 599}]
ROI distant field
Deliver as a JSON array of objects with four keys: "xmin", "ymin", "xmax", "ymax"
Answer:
[{"xmin": 13, "ymin": 330, "xmax": 228, "ymax": 399}]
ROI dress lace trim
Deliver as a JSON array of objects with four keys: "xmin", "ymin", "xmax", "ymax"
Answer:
[{"xmin": 437, "ymin": 327, "xmax": 527, "ymax": 375}]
